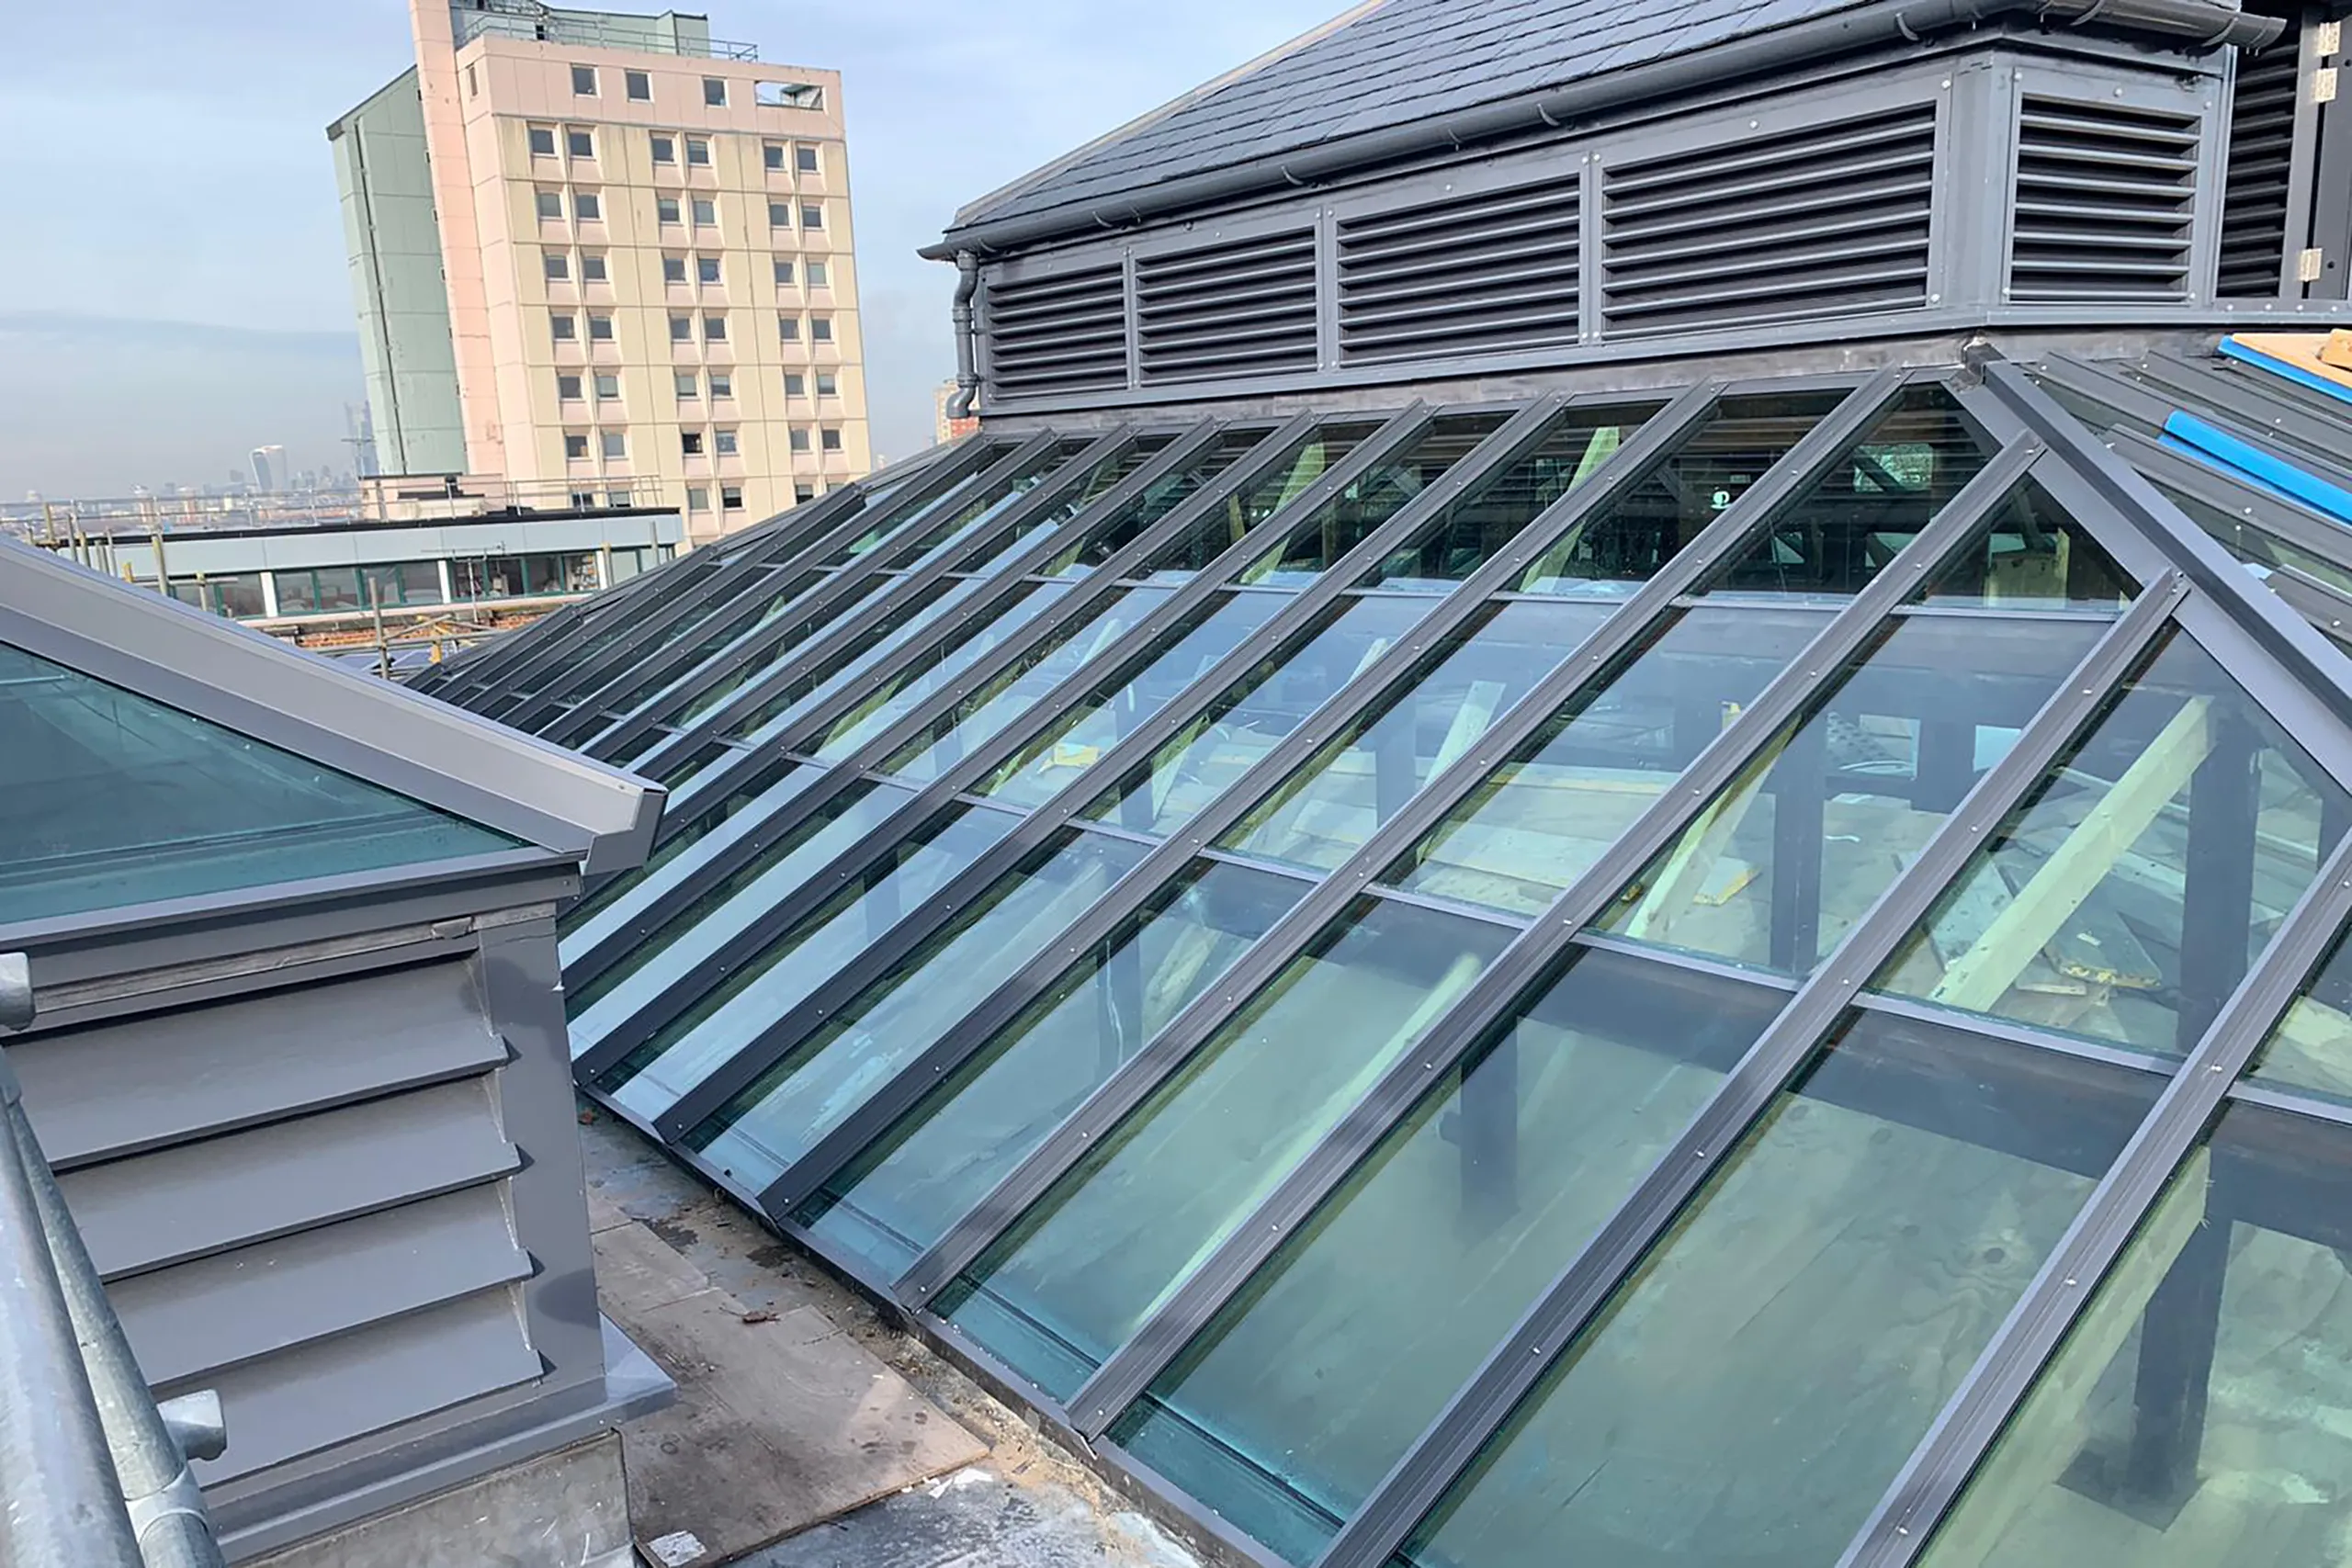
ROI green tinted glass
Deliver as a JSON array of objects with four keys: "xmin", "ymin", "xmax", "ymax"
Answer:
[{"xmin": 1241, "ymin": 416, "xmax": 1509, "ymax": 582}]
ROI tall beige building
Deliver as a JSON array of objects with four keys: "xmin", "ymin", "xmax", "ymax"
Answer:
[{"xmin": 331, "ymin": 3, "xmax": 872, "ymax": 545}]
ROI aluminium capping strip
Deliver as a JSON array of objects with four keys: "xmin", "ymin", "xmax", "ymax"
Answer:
[
  {"xmin": 576, "ymin": 425, "xmax": 1225, "ymax": 761},
  {"xmin": 1065, "ymin": 430, "xmax": 2049, "ymax": 1437},
  {"xmin": 639, "ymin": 394, "xmax": 1595, "ymax": 1126},
  {"xmin": 560, "ymin": 417, "xmax": 1325, "ymax": 979},
  {"xmin": 2129, "ymin": 350, "xmax": 2352, "ymax": 473},
  {"xmin": 1312, "ymin": 558, "xmax": 2190, "ymax": 1568},
  {"xmin": 2116, "ymin": 427, "xmax": 2352, "ymax": 584},
  {"xmin": 744, "ymin": 378, "xmax": 1734, "ymax": 1218},
  {"xmin": 566, "ymin": 402, "xmax": 1442, "ymax": 1038},
  {"xmin": 494, "ymin": 436, "xmax": 1066, "ymax": 733},
  {"xmin": 1837, "ymin": 773, "xmax": 2352, "ymax": 1568},
  {"xmin": 887, "ymin": 369, "xmax": 1907, "ymax": 1303}
]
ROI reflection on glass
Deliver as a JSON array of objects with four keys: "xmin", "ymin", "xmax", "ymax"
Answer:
[
  {"xmin": 882, "ymin": 588, "xmax": 1177, "ymax": 783},
  {"xmin": 1081, "ymin": 597, "xmax": 1437, "ymax": 837},
  {"xmin": 956, "ymin": 436, "xmax": 1177, "ymax": 576},
  {"xmin": 1595, "ymin": 614, "xmax": 2099, "ymax": 974},
  {"xmin": 1114, "ymin": 948, "xmax": 1783, "ymax": 1564},
  {"xmin": 941, "ymin": 898, "xmax": 1510, "ymax": 1398},
  {"xmin": 558, "ymin": 763, "xmax": 820, "ymax": 945},
  {"xmin": 1140, "ymin": 423, "xmax": 1379, "ymax": 579},
  {"xmin": 640, "ymin": 573, "xmax": 891, "ymax": 735},
  {"xmin": 1396, "ymin": 1010, "xmax": 2159, "ymax": 1568},
  {"xmin": 2160, "ymin": 481, "xmax": 2352, "ymax": 598},
  {"xmin": 688, "ymin": 829, "xmax": 1152, "ymax": 1186},
  {"xmin": 705, "ymin": 575, "xmax": 992, "ymax": 741},
  {"xmin": 1241, "ymin": 416, "xmax": 1508, "ymax": 583},
  {"xmin": 2250, "ymin": 924, "xmax": 2352, "ymax": 1102},
  {"xmin": 1874, "ymin": 632, "xmax": 2348, "ymax": 1057},
  {"xmin": 1221, "ymin": 601, "xmax": 1612, "ymax": 873},
  {"xmin": 853, "ymin": 438, "xmax": 1091, "ymax": 566},
  {"xmin": 796, "ymin": 861, "xmax": 1306, "ymax": 1280},
  {"xmin": 0, "ymin": 642, "xmax": 515, "ymax": 925},
  {"xmin": 1385, "ymin": 607, "xmax": 1827, "ymax": 917},
  {"xmin": 1046, "ymin": 430, "xmax": 1272, "ymax": 576},
  {"xmin": 806, "ymin": 582, "xmax": 1071, "ymax": 765},
  {"xmin": 1920, "ymin": 482, "xmax": 2136, "ymax": 609},
  {"xmin": 1917, "ymin": 1099, "xmax": 2352, "ymax": 1568},
  {"xmin": 981, "ymin": 594, "xmax": 1288, "ymax": 809},
  {"xmin": 593, "ymin": 807, "xmax": 1018, "ymax": 1120},
  {"xmin": 1515, "ymin": 391, "xmax": 1846, "ymax": 595}
]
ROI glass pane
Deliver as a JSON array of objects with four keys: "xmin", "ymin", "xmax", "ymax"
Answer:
[
  {"xmin": 1385, "ymin": 606, "xmax": 1828, "ymax": 917},
  {"xmin": 1138, "ymin": 423, "xmax": 1380, "ymax": 580},
  {"xmin": 1114, "ymin": 947, "xmax": 1784, "ymax": 1564},
  {"xmin": 1396, "ymin": 1008, "xmax": 2160, "ymax": 1568},
  {"xmin": 1081, "ymin": 596, "xmax": 1438, "ymax": 838},
  {"xmin": 959, "ymin": 435, "xmax": 1176, "ymax": 574},
  {"xmin": 1874, "ymin": 631, "xmax": 2349, "ymax": 1058},
  {"xmin": 1046, "ymin": 429, "xmax": 1274, "ymax": 576},
  {"xmin": 563, "ymin": 780, "xmax": 914, "ymax": 1043},
  {"xmin": 806, "ymin": 581, "xmax": 1072, "ymax": 764},
  {"xmin": 1922, "ymin": 481, "xmax": 2136, "ymax": 609},
  {"xmin": 796, "ymin": 860, "xmax": 1306, "ymax": 1280},
  {"xmin": 882, "ymin": 587, "xmax": 1177, "ymax": 783},
  {"xmin": 2249, "ymin": 922, "xmax": 2352, "ymax": 1102},
  {"xmin": 843, "ymin": 439, "xmax": 1090, "ymax": 567},
  {"xmin": 0, "ymin": 642, "xmax": 515, "ymax": 925},
  {"xmin": 1515, "ymin": 390, "xmax": 1847, "ymax": 597},
  {"xmin": 979, "ymin": 593, "xmax": 1289, "ymax": 811},
  {"xmin": 1699, "ymin": 384, "xmax": 1994, "ymax": 599},
  {"xmin": 714, "ymin": 576, "xmax": 991, "ymax": 743},
  {"xmin": 1594, "ymin": 614, "xmax": 2102, "ymax": 974},
  {"xmin": 940, "ymin": 898, "xmax": 1511, "ymax": 1398},
  {"xmin": 1220, "ymin": 601, "xmax": 1613, "ymax": 874},
  {"xmin": 614, "ymin": 571, "xmax": 893, "ymax": 739},
  {"xmin": 1241, "ymin": 415, "xmax": 1508, "ymax": 584},
  {"xmin": 560, "ymin": 764, "xmax": 823, "ymax": 945},
  {"xmin": 593, "ymin": 807, "xmax": 1019, "ymax": 1120},
  {"xmin": 2158, "ymin": 480, "xmax": 2352, "ymax": 598},
  {"xmin": 1917, "ymin": 1098, "xmax": 2352, "ymax": 1568},
  {"xmin": 688, "ymin": 829, "xmax": 1153, "ymax": 1186}
]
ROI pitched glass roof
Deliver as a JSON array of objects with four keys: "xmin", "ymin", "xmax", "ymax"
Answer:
[{"xmin": 423, "ymin": 353, "xmax": 2352, "ymax": 1568}]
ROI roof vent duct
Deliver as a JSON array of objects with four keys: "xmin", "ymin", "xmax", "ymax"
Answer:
[
  {"xmin": 1337, "ymin": 174, "xmax": 1583, "ymax": 364},
  {"xmin": 1136, "ymin": 228, "xmax": 1318, "ymax": 384},
  {"xmin": 2008, "ymin": 95, "xmax": 2199, "ymax": 301},
  {"xmin": 981, "ymin": 263, "xmax": 1131, "ymax": 399}
]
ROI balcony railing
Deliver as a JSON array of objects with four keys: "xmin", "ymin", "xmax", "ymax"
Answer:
[{"xmin": 452, "ymin": 2, "xmax": 759, "ymax": 60}]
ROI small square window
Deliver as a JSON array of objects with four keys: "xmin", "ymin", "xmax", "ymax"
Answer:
[
  {"xmin": 763, "ymin": 142, "xmax": 785, "ymax": 170},
  {"xmin": 536, "ymin": 189, "xmax": 563, "ymax": 220},
  {"xmin": 772, "ymin": 202, "xmax": 797, "ymax": 230},
  {"xmin": 650, "ymin": 134, "xmax": 675, "ymax": 164},
  {"xmin": 797, "ymin": 144, "xmax": 820, "ymax": 174},
  {"xmin": 704, "ymin": 77, "xmax": 728, "ymax": 107},
  {"xmin": 685, "ymin": 138, "xmax": 710, "ymax": 165},
  {"xmin": 703, "ymin": 314, "xmax": 728, "ymax": 341},
  {"xmin": 800, "ymin": 204, "xmax": 823, "ymax": 230},
  {"xmin": 709, "ymin": 372, "xmax": 733, "ymax": 398},
  {"xmin": 697, "ymin": 256, "xmax": 720, "ymax": 285},
  {"xmin": 682, "ymin": 431, "xmax": 706, "ymax": 456},
  {"xmin": 692, "ymin": 197, "xmax": 717, "ymax": 226},
  {"xmin": 816, "ymin": 371, "xmax": 838, "ymax": 396},
  {"xmin": 806, "ymin": 260, "xmax": 830, "ymax": 287},
  {"xmin": 675, "ymin": 372, "xmax": 699, "ymax": 398},
  {"xmin": 758, "ymin": 81, "xmax": 822, "ymax": 109},
  {"xmin": 601, "ymin": 430, "xmax": 627, "ymax": 459},
  {"xmin": 574, "ymin": 190, "xmax": 601, "ymax": 220},
  {"xmin": 557, "ymin": 373, "xmax": 583, "ymax": 400},
  {"xmin": 544, "ymin": 252, "xmax": 570, "ymax": 281},
  {"xmin": 788, "ymin": 427, "xmax": 810, "ymax": 452},
  {"xmin": 773, "ymin": 258, "xmax": 796, "ymax": 286},
  {"xmin": 820, "ymin": 427, "xmax": 842, "ymax": 452},
  {"xmin": 670, "ymin": 315, "xmax": 692, "ymax": 343},
  {"xmin": 467, "ymin": 63, "xmax": 478, "ymax": 97},
  {"xmin": 715, "ymin": 429, "xmax": 739, "ymax": 456},
  {"xmin": 550, "ymin": 312, "xmax": 577, "ymax": 341},
  {"xmin": 626, "ymin": 69, "xmax": 651, "ymax": 100},
  {"xmin": 581, "ymin": 253, "xmax": 607, "ymax": 281},
  {"xmin": 528, "ymin": 126, "xmax": 557, "ymax": 156},
  {"xmin": 722, "ymin": 484, "xmax": 743, "ymax": 510},
  {"xmin": 810, "ymin": 316, "xmax": 833, "ymax": 343},
  {"xmin": 687, "ymin": 486, "xmax": 710, "ymax": 511},
  {"xmin": 662, "ymin": 255, "xmax": 686, "ymax": 284},
  {"xmin": 571, "ymin": 64, "xmax": 597, "ymax": 95},
  {"xmin": 594, "ymin": 373, "xmax": 620, "ymax": 400},
  {"xmin": 657, "ymin": 197, "xmax": 681, "ymax": 224},
  {"xmin": 784, "ymin": 371, "xmax": 806, "ymax": 396},
  {"xmin": 565, "ymin": 433, "xmax": 589, "ymax": 458},
  {"xmin": 588, "ymin": 314, "xmax": 614, "ymax": 341},
  {"xmin": 567, "ymin": 129, "xmax": 594, "ymax": 158},
  {"xmin": 777, "ymin": 315, "xmax": 799, "ymax": 342},
  {"xmin": 794, "ymin": 481, "xmax": 815, "ymax": 504}
]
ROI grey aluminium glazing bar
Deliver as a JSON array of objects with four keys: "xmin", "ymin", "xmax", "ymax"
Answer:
[
  {"xmin": 1310, "ymin": 564, "xmax": 2188, "ymax": 1568},
  {"xmin": 1063, "ymin": 431, "xmax": 2053, "ymax": 1436},
  {"xmin": 1836, "ymin": 773, "xmax": 2352, "ymax": 1568},
  {"xmin": 644, "ymin": 392, "xmax": 1589, "ymax": 1128},
  {"xmin": 888, "ymin": 368, "xmax": 1908, "ymax": 1305}
]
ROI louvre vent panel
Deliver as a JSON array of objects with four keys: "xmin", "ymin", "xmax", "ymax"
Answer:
[
  {"xmin": 1599, "ymin": 105, "xmax": 1935, "ymax": 338},
  {"xmin": 1136, "ymin": 230, "xmax": 1319, "ymax": 384},
  {"xmin": 2218, "ymin": 41, "xmax": 2302, "ymax": 296},
  {"xmin": 2009, "ymin": 96, "xmax": 2199, "ymax": 301},
  {"xmin": 1338, "ymin": 175, "xmax": 1582, "ymax": 362},
  {"xmin": 984, "ymin": 264, "xmax": 1131, "ymax": 398}
]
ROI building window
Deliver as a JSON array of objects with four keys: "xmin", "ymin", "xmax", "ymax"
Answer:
[
  {"xmin": 574, "ymin": 190, "xmax": 601, "ymax": 220},
  {"xmin": 800, "ymin": 204, "xmax": 823, "ymax": 230},
  {"xmin": 788, "ymin": 427, "xmax": 810, "ymax": 452},
  {"xmin": 816, "ymin": 370, "xmax": 838, "ymax": 396},
  {"xmin": 715, "ymin": 428, "xmax": 739, "ymax": 456},
  {"xmin": 773, "ymin": 258, "xmax": 795, "ymax": 286},
  {"xmin": 687, "ymin": 486, "xmax": 709, "ymax": 512},
  {"xmin": 703, "ymin": 313, "xmax": 727, "ymax": 342},
  {"xmin": 601, "ymin": 430, "xmax": 626, "ymax": 459},
  {"xmin": 528, "ymin": 125, "xmax": 557, "ymax": 156},
  {"xmin": 466, "ymin": 64, "xmax": 478, "ymax": 97},
  {"xmin": 588, "ymin": 313, "xmax": 615, "ymax": 341},
  {"xmin": 650, "ymin": 133, "xmax": 675, "ymax": 164},
  {"xmin": 544, "ymin": 252, "xmax": 570, "ymax": 281},
  {"xmin": 794, "ymin": 481, "xmax": 815, "ymax": 504},
  {"xmin": 657, "ymin": 197, "xmax": 681, "ymax": 224},
  {"xmin": 810, "ymin": 315, "xmax": 833, "ymax": 344},
  {"xmin": 536, "ymin": 189, "xmax": 563, "ymax": 220},
  {"xmin": 663, "ymin": 255, "xmax": 687, "ymax": 284},
  {"xmin": 557, "ymin": 372, "xmax": 583, "ymax": 400},
  {"xmin": 763, "ymin": 142, "xmax": 785, "ymax": 170},
  {"xmin": 567, "ymin": 128, "xmax": 594, "ymax": 158},
  {"xmin": 675, "ymin": 371, "xmax": 699, "ymax": 398},
  {"xmin": 565, "ymin": 433, "xmax": 589, "ymax": 458},
  {"xmin": 594, "ymin": 372, "xmax": 620, "ymax": 400},
  {"xmin": 784, "ymin": 371, "xmax": 806, "ymax": 396},
  {"xmin": 806, "ymin": 260, "xmax": 829, "ymax": 287},
  {"xmin": 777, "ymin": 315, "xmax": 799, "ymax": 342},
  {"xmin": 703, "ymin": 77, "xmax": 728, "ymax": 107},
  {"xmin": 708, "ymin": 371, "xmax": 733, "ymax": 398},
  {"xmin": 768, "ymin": 201, "xmax": 791, "ymax": 229},
  {"xmin": 758, "ymin": 81, "xmax": 822, "ymax": 108},
  {"xmin": 820, "ymin": 427, "xmax": 842, "ymax": 452},
  {"xmin": 682, "ymin": 431, "xmax": 705, "ymax": 456},
  {"xmin": 669, "ymin": 315, "xmax": 692, "ymax": 343},
  {"xmin": 721, "ymin": 484, "xmax": 743, "ymax": 510},
  {"xmin": 697, "ymin": 255, "xmax": 720, "ymax": 285},
  {"xmin": 691, "ymin": 197, "xmax": 716, "ymax": 226},
  {"xmin": 797, "ymin": 143, "xmax": 820, "ymax": 174},
  {"xmin": 550, "ymin": 312, "xmax": 577, "ymax": 341},
  {"xmin": 571, "ymin": 64, "xmax": 597, "ymax": 95},
  {"xmin": 685, "ymin": 137, "xmax": 710, "ymax": 165},
  {"xmin": 626, "ymin": 69, "xmax": 651, "ymax": 101},
  {"xmin": 581, "ymin": 253, "xmax": 607, "ymax": 282}
]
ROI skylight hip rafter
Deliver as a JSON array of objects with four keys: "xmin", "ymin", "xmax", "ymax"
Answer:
[
  {"xmin": 1062, "ymin": 430, "xmax": 2056, "ymax": 1440},
  {"xmin": 883, "ymin": 369, "xmax": 1911, "ymax": 1305},
  {"xmin": 1307, "ymin": 563, "xmax": 2188, "ymax": 1568}
]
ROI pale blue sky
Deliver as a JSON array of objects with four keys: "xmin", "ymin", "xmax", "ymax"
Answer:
[{"xmin": 0, "ymin": 0, "xmax": 1343, "ymax": 497}]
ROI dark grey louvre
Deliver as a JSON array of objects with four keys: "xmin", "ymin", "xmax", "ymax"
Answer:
[
  {"xmin": 1338, "ymin": 174, "xmax": 1582, "ymax": 363},
  {"xmin": 983, "ymin": 263, "xmax": 1131, "ymax": 398},
  {"xmin": 1136, "ymin": 228, "xmax": 1319, "ymax": 383},
  {"xmin": 2217, "ymin": 36, "xmax": 2302, "ymax": 296},
  {"xmin": 1597, "ymin": 103, "xmax": 1935, "ymax": 336},
  {"xmin": 2008, "ymin": 95, "xmax": 2200, "ymax": 300}
]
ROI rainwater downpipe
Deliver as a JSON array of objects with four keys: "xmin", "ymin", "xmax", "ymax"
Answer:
[{"xmin": 947, "ymin": 252, "xmax": 982, "ymax": 422}]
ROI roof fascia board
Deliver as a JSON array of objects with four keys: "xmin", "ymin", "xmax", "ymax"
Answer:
[{"xmin": 0, "ymin": 541, "xmax": 662, "ymax": 876}]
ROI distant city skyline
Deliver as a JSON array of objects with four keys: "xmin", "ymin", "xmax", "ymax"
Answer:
[{"xmin": 0, "ymin": 1, "xmax": 1343, "ymax": 501}]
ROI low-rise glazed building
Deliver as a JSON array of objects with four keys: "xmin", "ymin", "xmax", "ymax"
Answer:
[{"xmin": 332, "ymin": 3, "xmax": 873, "ymax": 547}]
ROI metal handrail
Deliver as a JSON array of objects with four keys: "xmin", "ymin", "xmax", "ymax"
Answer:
[{"xmin": 0, "ymin": 955, "xmax": 228, "ymax": 1568}]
